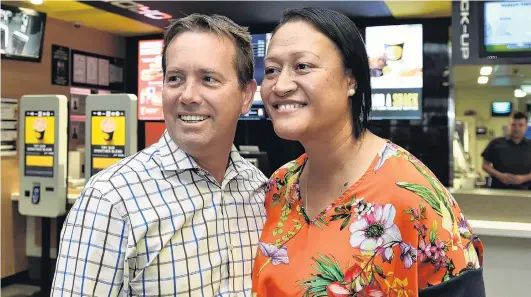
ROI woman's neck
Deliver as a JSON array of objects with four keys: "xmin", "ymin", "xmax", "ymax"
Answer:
[{"xmin": 302, "ymin": 120, "xmax": 361, "ymax": 180}]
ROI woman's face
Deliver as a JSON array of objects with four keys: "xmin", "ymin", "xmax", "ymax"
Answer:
[{"xmin": 261, "ymin": 21, "xmax": 354, "ymax": 142}]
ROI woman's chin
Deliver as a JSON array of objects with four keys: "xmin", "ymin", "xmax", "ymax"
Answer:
[{"xmin": 272, "ymin": 123, "xmax": 305, "ymax": 141}]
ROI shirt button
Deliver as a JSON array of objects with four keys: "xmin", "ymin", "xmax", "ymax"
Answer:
[{"xmin": 229, "ymin": 244, "xmax": 234, "ymax": 251}]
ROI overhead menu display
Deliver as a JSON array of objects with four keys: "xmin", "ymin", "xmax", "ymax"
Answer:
[
  {"xmin": 484, "ymin": 1, "xmax": 531, "ymax": 54},
  {"xmin": 24, "ymin": 111, "xmax": 54, "ymax": 177},
  {"xmin": 366, "ymin": 24, "xmax": 423, "ymax": 120},
  {"xmin": 251, "ymin": 33, "xmax": 272, "ymax": 104},
  {"xmin": 91, "ymin": 110, "xmax": 126, "ymax": 175},
  {"xmin": 138, "ymin": 39, "xmax": 164, "ymax": 120}
]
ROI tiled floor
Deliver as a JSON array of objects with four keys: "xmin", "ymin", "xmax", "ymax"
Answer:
[{"xmin": 1, "ymin": 284, "xmax": 40, "ymax": 297}]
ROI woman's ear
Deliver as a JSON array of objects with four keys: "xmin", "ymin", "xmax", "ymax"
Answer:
[{"xmin": 345, "ymin": 69, "xmax": 357, "ymax": 91}]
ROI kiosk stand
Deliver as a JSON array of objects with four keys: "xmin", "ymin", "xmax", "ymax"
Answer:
[
  {"xmin": 85, "ymin": 94, "xmax": 138, "ymax": 180},
  {"xmin": 18, "ymin": 95, "xmax": 68, "ymax": 295}
]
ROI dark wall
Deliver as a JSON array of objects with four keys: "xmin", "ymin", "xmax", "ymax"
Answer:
[{"xmin": 125, "ymin": 17, "xmax": 451, "ymax": 185}]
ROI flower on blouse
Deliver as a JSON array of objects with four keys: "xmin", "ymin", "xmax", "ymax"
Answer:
[
  {"xmin": 418, "ymin": 239, "xmax": 432, "ymax": 263},
  {"xmin": 266, "ymin": 179, "xmax": 276, "ymax": 192},
  {"xmin": 349, "ymin": 204, "xmax": 402, "ymax": 255},
  {"xmin": 399, "ymin": 242, "xmax": 418, "ymax": 269},
  {"xmin": 353, "ymin": 198, "xmax": 375, "ymax": 220},
  {"xmin": 257, "ymin": 242, "xmax": 289, "ymax": 265},
  {"xmin": 374, "ymin": 143, "xmax": 399, "ymax": 172},
  {"xmin": 432, "ymin": 239, "xmax": 446, "ymax": 261},
  {"xmin": 458, "ymin": 212, "xmax": 472, "ymax": 238}
]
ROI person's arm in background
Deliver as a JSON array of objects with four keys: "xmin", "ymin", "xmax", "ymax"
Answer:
[
  {"xmin": 513, "ymin": 172, "xmax": 531, "ymax": 185},
  {"xmin": 482, "ymin": 160, "xmax": 518, "ymax": 185},
  {"xmin": 51, "ymin": 187, "xmax": 129, "ymax": 297}
]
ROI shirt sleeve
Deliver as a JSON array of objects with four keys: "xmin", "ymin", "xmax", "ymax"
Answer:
[
  {"xmin": 481, "ymin": 140, "xmax": 495, "ymax": 163},
  {"xmin": 51, "ymin": 187, "xmax": 129, "ymax": 297}
]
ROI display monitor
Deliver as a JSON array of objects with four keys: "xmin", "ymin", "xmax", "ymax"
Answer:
[
  {"xmin": 365, "ymin": 24, "xmax": 423, "ymax": 120},
  {"xmin": 138, "ymin": 39, "xmax": 163, "ymax": 120},
  {"xmin": 491, "ymin": 101, "xmax": 512, "ymax": 117},
  {"xmin": 0, "ymin": 4, "xmax": 46, "ymax": 62},
  {"xmin": 480, "ymin": 1, "xmax": 531, "ymax": 58}
]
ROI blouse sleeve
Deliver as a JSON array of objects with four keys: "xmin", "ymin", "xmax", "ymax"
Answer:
[{"xmin": 415, "ymin": 194, "xmax": 485, "ymax": 297}]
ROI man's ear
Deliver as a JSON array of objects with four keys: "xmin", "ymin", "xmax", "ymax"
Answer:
[{"xmin": 241, "ymin": 79, "xmax": 258, "ymax": 115}]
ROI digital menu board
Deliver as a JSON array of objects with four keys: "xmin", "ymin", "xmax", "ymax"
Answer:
[
  {"xmin": 91, "ymin": 110, "xmax": 126, "ymax": 176},
  {"xmin": 366, "ymin": 24, "xmax": 423, "ymax": 120},
  {"xmin": 483, "ymin": 1, "xmax": 531, "ymax": 55},
  {"xmin": 138, "ymin": 39, "xmax": 163, "ymax": 120},
  {"xmin": 24, "ymin": 111, "xmax": 54, "ymax": 177}
]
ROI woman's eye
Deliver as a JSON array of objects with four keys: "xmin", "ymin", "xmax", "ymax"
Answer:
[{"xmin": 296, "ymin": 63, "xmax": 310, "ymax": 71}]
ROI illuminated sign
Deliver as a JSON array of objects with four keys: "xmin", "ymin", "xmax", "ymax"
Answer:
[
  {"xmin": 104, "ymin": 1, "xmax": 172, "ymax": 20},
  {"xmin": 91, "ymin": 110, "xmax": 126, "ymax": 175},
  {"xmin": 24, "ymin": 111, "xmax": 55, "ymax": 177}
]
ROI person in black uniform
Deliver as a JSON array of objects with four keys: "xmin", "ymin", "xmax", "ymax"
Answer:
[{"xmin": 482, "ymin": 112, "xmax": 531, "ymax": 190}]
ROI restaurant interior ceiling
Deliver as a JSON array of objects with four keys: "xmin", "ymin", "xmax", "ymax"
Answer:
[
  {"xmin": 9, "ymin": 0, "xmax": 452, "ymax": 36},
  {"xmin": 453, "ymin": 65, "xmax": 531, "ymax": 90}
]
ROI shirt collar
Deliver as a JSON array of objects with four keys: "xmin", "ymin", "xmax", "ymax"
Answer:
[
  {"xmin": 506, "ymin": 137, "xmax": 529, "ymax": 146},
  {"xmin": 154, "ymin": 129, "xmax": 246, "ymax": 175}
]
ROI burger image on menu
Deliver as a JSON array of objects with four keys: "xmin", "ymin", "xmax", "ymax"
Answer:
[
  {"xmin": 100, "ymin": 117, "xmax": 116, "ymax": 142},
  {"xmin": 33, "ymin": 117, "xmax": 47, "ymax": 141}
]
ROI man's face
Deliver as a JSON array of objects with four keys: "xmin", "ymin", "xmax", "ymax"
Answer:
[
  {"xmin": 162, "ymin": 31, "xmax": 255, "ymax": 155},
  {"xmin": 510, "ymin": 118, "xmax": 527, "ymax": 140}
]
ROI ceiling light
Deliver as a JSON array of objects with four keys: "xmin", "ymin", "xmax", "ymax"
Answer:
[
  {"xmin": 477, "ymin": 76, "xmax": 489, "ymax": 84},
  {"xmin": 514, "ymin": 89, "xmax": 526, "ymax": 98},
  {"xmin": 521, "ymin": 85, "xmax": 531, "ymax": 94},
  {"xmin": 30, "ymin": 0, "xmax": 43, "ymax": 5},
  {"xmin": 480, "ymin": 66, "xmax": 493, "ymax": 76}
]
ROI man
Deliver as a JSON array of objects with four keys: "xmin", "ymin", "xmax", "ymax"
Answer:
[
  {"xmin": 482, "ymin": 112, "xmax": 531, "ymax": 190},
  {"xmin": 51, "ymin": 14, "xmax": 267, "ymax": 296}
]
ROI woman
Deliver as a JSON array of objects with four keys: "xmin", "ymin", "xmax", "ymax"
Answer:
[{"xmin": 252, "ymin": 7, "xmax": 485, "ymax": 297}]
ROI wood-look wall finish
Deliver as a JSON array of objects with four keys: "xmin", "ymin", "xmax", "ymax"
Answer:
[{"xmin": 1, "ymin": 16, "xmax": 125, "ymax": 278}]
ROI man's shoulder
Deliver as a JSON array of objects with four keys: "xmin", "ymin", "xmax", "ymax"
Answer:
[
  {"xmin": 84, "ymin": 143, "xmax": 161, "ymax": 198},
  {"xmin": 231, "ymin": 150, "xmax": 268, "ymax": 184},
  {"xmin": 489, "ymin": 137, "xmax": 508, "ymax": 146}
]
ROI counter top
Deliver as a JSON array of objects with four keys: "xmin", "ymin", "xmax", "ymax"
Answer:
[
  {"xmin": 449, "ymin": 188, "xmax": 531, "ymax": 198},
  {"xmin": 468, "ymin": 219, "xmax": 531, "ymax": 239},
  {"xmin": 11, "ymin": 190, "xmax": 80, "ymax": 205}
]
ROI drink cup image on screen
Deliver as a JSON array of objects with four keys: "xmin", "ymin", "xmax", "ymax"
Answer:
[
  {"xmin": 100, "ymin": 117, "xmax": 116, "ymax": 141},
  {"xmin": 33, "ymin": 117, "xmax": 47, "ymax": 141},
  {"xmin": 384, "ymin": 42, "xmax": 404, "ymax": 61},
  {"xmin": 12, "ymin": 31, "xmax": 29, "ymax": 55}
]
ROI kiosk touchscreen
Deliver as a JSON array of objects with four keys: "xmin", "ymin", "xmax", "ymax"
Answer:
[
  {"xmin": 18, "ymin": 95, "xmax": 68, "ymax": 217},
  {"xmin": 85, "ymin": 94, "xmax": 137, "ymax": 180}
]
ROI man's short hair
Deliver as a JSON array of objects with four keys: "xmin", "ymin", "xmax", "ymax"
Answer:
[
  {"xmin": 513, "ymin": 111, "xmax": 528, "ymax": 122},
  {"xmin": 162, "ymin": 14, "xmax": 254, "ymax": 89}
]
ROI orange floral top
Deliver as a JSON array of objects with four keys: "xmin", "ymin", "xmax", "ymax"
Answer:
[{"xmin": 252, "ymin": 143, "xmax": 485, "ymax": 297}]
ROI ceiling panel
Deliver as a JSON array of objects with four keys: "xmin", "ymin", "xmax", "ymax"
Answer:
[{"xmin": 453, "ymin": 65, "xmax": 531, "ymax": 88}]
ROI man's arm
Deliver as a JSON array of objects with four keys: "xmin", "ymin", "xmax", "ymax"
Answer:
[
  {"xmin": 51, "ymin": 187, "xmax": 128, "ymax": 297},
  {"xmin": 514, "ymin": 172, "xmax": 531, "ymax": 185},
  {"xmin": 482, "ymin": 160, "xmax": 517, "ymax": 185}
]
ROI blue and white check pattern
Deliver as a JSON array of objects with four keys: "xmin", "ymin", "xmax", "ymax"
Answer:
[{"xmin": 51, "ymin": 130, "xmax": 267, "ymax": 297}]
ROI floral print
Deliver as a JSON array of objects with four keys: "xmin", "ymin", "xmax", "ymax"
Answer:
[
  {"xmin": 349, "ymin": 204, "xmax": 402, "ymax": 256},
  {"xmin": 252, "ymin": 143, "xmax": 484, "ymax": 297}
]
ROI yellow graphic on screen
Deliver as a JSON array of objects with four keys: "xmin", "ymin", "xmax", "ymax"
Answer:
[
  {"xmin": 25, "ymin": 116, "xmax": 55, "ymax": 145},
  {"xmin": 91, "ymin": 116, "xmax": 126, "ymax": 146}
]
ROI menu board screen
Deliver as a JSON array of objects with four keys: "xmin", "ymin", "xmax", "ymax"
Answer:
[
  {"xmin": 24, "ymin": 111, "xmax": 54, "ymax": 177},
  {"xmin": 484, "ymin": 1, "xmax": 531, "ymax": 54},
  {"xmin": 366, "ymin": 24, "xmax": 423, "ymax": 120},
  {"xmin": 91, "ymin": 110, "xmax": 126, "ymax": 176},
  {"xmin": 138, "ymin": 39, "xmax": 163, "ymax": 120}
]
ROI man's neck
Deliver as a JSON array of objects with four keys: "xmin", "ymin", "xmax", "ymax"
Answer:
[
  {"xmin": 193, "ymin": 143, "xmax": 233, "ymax": 184},
  {"xmin": 510, "ymin": 136, "xmax": 524, "ymax": 144}
]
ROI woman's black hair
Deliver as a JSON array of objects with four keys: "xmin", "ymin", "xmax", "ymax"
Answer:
[{"xmin": 273, "ymin": 7, "xmax": 372, "ymax": 139}]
